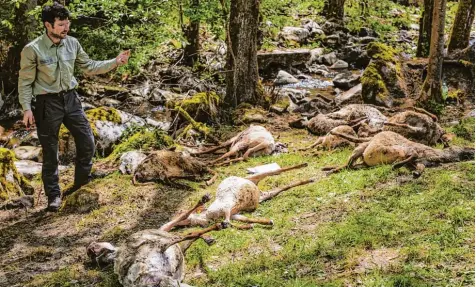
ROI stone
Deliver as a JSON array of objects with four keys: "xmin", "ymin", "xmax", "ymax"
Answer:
[
  {"xmin": 330, "ymin": 60, "xmax": 349, "ymax": 69},
  {"xmin": 13, "ymin": 146, "xmax": 42, "ymax": 162},
  {"xmin": 257, "ymin": 49, "xmax": 311, "ymax": 72},
  {"xmin": 274, "ymin": 70, "xmax": 299, "ymax": 85},
  {"xmin": 319, "ymin": 52, "xmax": 337, "ymax": 65},
  {"xmin": 308, "ymin": 48, "xmax": 325, "ymax": 64},
  {"xmin": 279, "ymin": 26, "xmax": 310, "ymax": 44},
  {"xmin": 100, "ymin": 98, "xmax": 122, "ymax": 107},
  {"xmin": 359, "ymin": 36, "xmax": 378, "ymax": 44},
  {"xmin": 334, "ymin": 84, "xmax": 363, "ymax": 106},
  {"xmin": 332, "ymin": 72, "xmax": 361, "ymax": 90}
]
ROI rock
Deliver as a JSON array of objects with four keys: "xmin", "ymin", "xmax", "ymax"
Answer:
[
  {"xmin": 319, "ymin": 52, "xmax": 337, "ymax": 65},
  {"xmin": 322, "ymin": 21, "xmax": 348, "ymax": 35},
  {"xmin": 62, "ymin": 187, "xmax": 100, "ymax": 213},
  {"xmin": 100, "ymin": 98, "xmax": 122, "ymax": 107},
  {"xmin": 302, "ymin": 19, "xmax": 321, "ymax": 31},
  {"xmin": 359, "ymin": 36, "xmax": 378, "ymax": 44},
  {"xmin": 149, "ymin": 89, "xmax": 185, "ymax": 105},
  {"xmin": 131, "ymin": 82, "xmax": 152, "ymax": 98},
  {"xmin": 325, "ymin": 34, "xmax": 340, "ymax": 46},
  {"xmin": 335, "ymin": 84, "xmax": 363, "ymax": 106},
  {"xmin": 332, "ymin": 72, "xmax": 361, "ymax": 90},
  {"xmin": 410, "ymin": 24, "xmax": 419, "ymax": 30},
  {"xmin": 308, "ymin": 48, "xmax": 325, "ymax": 63},
  {"xmin": 126, "ymin": 96, "xmax": 146, "ymax": 104},
  {"xmin": 14, "ymin": 160, "xmax": 67, "ymax": 179},
  {"xmin": 279, "ymin": 26, "xmax": 310, "ymax": 44},
  {"xmin": 119, "ymin": 151, "xmax": 147, "ymax": 175},
  {"xmin": 464, "ymin": 109, "xmax": 475, "ymax": 119},
  {"xmin": 0, "ymin": 195, "xmax": 34, "ymax": 210},
  {"xmin": 361, "ymin": 42, "xmax": 407, "ymax": 107},
  {"xmin": 82, "ymin": 102, "xmax": 96, "ymax": 111},
  {"xmin": 146, "ymin": 117, "xmax": 172, "ymax": 130},
  {"xmin": 270, "ymin": 104, "xmax": 288, "ymax": 114},
  {"xmin": 0, "ymin": 148, "xmax": 34, "ymax": 202},
  {"xmin": 13, "ymin": 146, "xmax": 42, "ymax": 162},
  {"xmin": 242, "ymin": 112, "xmax": 267, "ymax": 124},
  {"xmin": 339, "ymin": 45, "xmax": 370, "ymax": 68},
  {"xmin": 279, "ymin": 88, "xmax": 310, "ymax": 102},
  {"xmin": 274, "ymin": 70, "xmax": 299, "ymax": 85},
  {"xmin": 330, "ymin": 60, "xmax": 349, "ymax": 69},
  {"xmin": 359, "ymin": 27, "xmax": 378, "ymax": 37},
  {"xmin": 257, "ymin": 49, "xmax": 311, "ymax": 73}
]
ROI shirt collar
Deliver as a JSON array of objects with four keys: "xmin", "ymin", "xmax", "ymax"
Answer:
[{"xmin": 42, "ymin": 33, "xmax": 65, "ymax": 48}]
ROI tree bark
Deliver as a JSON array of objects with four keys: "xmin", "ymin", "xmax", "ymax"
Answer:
[
  {"xmin": 419, "ymin": 0, "xmax": 446, "ymax": 106},
  {"xmin": 225, "ymin": 0, "xmax": 260, "ymax": 108},
  {"xmin": 448, "ymin": 0, "xmax": 475, "ymax": 52},
  {"xmin": 182, "ymin": 0, "xmax": 200, "ymax": 66},
  {"xmin": 416, "ymin": 0, "xmax": 434, "ymax": 57},
  {"xmin": 323, "ymin": 0, "xmax": 346, "ymax": 21}
]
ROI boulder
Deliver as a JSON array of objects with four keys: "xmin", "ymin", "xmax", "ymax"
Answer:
[
  {"xmin": 335, "ymin": 84, "xmax": 363, "ymax": 106},
  {"xmin": 257, "ymin": 49, "xmax": 311, "ymax": 73},
  {"xmin": 319, "ymin": 52, "xmax": 338, "ymax": 65},
  {"xmin": 0, "ymin": 148, "xmax": 34, "ymax": 202},
  {"xmin": 330, "ymin": 60, "xmax": 349, "ymax": 69},
  {"xmin": 332, "ymin": 72, "xmax": 361, "ymax": 90},
  {"xmin": 13, "ymin": 146, "xmax": 42, "ymax": 162},
  {"xmin": 274, "ymin": 70, "xmax": 300, "ymax": 85},
  {"xmin": 361, "ymin": 42, "xmax": 407, "ymax": 107},
  {"xmin": 279, "ymin": 27, "xmax": 310, "ymax": 44}
]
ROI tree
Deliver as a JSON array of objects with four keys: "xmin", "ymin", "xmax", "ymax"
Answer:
[
  {"xmin": 182, "ymin": 0, "xmax": 200, "ymax": 66},
  {"xmin": 323, "ymin": 0, "xmax": 346, "ymax": 22},
  {"xmin": 448, "ymin": 0, "xmax": 475, "ymax": 53},
  {"xmin": 224, "ymin": 0, "xmax": 261, "ymax": 108},
  {"xmin": 419, "ymin": 0, "xmax": 446, "ymax": 107},
  {"xmin": 416, "ymin": 0, "xmax": 433, "ymax": 57}
]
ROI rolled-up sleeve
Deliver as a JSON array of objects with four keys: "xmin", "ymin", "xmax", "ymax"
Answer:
[
  {"xmin": 18, "ymin": 46, "xmax": 37, "ymax": 111},
  {"xmin": 75, "ymin": 40, "xmax": 117, "ymax": 75}
]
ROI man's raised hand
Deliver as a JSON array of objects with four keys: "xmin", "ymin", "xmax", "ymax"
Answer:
[{"xmin": 116, "ymin": 50, "xmax": 131, "ymax": 66}]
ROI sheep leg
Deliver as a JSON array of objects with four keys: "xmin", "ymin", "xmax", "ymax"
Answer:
[
  {"xmin": 210, "ymin": 149, "xmax": 239, "ymax": 165},
  {"xmin": 300, "ymin": 138, "xmax": 323, "ymax": 151},
  {"xmin": 205, "ymin": 169, "xmax": 218, "ymax": 186},
  {"xmin": 407, "ymin": 106, "xmax": 438, "ymax": 121},
  {"xmin": 330, "ymin": 130, "xmax": 372, "ymax": 143},
  {"xmin": 243, "ymin": 142, "xmax": 269, "ymax": 160},
  {"xmin": 384, "ymin": 122, "xmax": 425, "ymax": 133},
  {"xmin": 323, "ymin": 143, "xmax": 368, "ymax": 174},
  {"xmin": 159, "ymin": 194, "xmax": 212, "ymax": 231},
  {"xmin": 193, "ymin": 138, "xmax": 234, "ymax": 155},
  {"xmin": 246, "ymin": 163, "xmax": 308, "ymax": 185},
  {"xmin": 231, "ymin": 214, "xmax": 274, "ymax": 225},
  {"xmin": 392, "ymin": 153, "xmax": 418, "ymax": 170},
  {"xmin": 165, "ymin": 222, "xmax": 227, "ymax": 251},
  {"xmin": 259, "ymin": 178, "xmax": 315, "ymax": 202},
  {"xmin": 347, "ymin": 116, "xmax": 367, "ymax": 126}
]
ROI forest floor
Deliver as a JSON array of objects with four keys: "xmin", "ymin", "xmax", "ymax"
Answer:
[{"xmin": 0, "ymin": 113, "xmax": 474, "ymax": 287}]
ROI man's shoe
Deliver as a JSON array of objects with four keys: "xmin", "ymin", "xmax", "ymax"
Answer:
[{"xmin": 47, "ymin": 196, "xmax": 62, "ymax": 212}]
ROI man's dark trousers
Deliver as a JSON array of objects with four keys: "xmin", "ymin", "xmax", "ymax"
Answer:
[{"xmin": 33, "ymin": 90, "xmax": 95, "ymax": 200}]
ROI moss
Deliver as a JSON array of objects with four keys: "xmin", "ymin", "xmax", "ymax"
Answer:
[
  {"xmin": 459, "ymin": 60, "xmax": 474, "ymax": 68},
  {"xmin": 0, "ymin": 148, "xmax": 32, "ymax": 201},
  {"xmin": 107, "ymin": 128, "xmax": 173, "ymax": 161},
  {"xmin": 361, "ymin": 62, "xmax": 389, "ymax": 102},
  {"xmin": 85, "ymin": 107, "xmax": 122, "ymax": 124},
  {"xmin": 446, "ymin": 89, "xmax": 464, "ymax": 101},
  {"xmin": 175, "ymin": 106, "xmax": 219, "ymax": 143},
  {"xmin": 366, "ymin": 42, "xmax": 397, "ymax": 63},
  {"xmin": 175, "ymin": 91, "xmax": 222, "ymax": 121},
  {"xmin": 61, "ymin": 187, "xmax": 100, "ymax": 213}
]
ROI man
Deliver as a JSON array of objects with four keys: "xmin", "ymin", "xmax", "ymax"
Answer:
[{"xmin": 18, "ymin": 2, "xmax": 130, "ymax": 211}]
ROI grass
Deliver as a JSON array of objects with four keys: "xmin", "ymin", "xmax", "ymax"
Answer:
[{"xmin": 9, "ymin": 124, "xmax": 475, "ymax": 287}]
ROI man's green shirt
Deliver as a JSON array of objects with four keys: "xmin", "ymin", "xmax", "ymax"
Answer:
[{"xmin": 18, "ymin": 33, "xmax": 117, "ymax": 111}]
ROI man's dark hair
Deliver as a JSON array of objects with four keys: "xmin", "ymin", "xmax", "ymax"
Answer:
[{"xmin": 42, "ymin": 2, "xmax": 70, "ymax": 28}]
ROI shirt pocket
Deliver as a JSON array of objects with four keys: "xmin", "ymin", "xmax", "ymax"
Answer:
[
  {"xmin": 61, "ymin": 52, "xmax": 76, "ymax": 74},
  {"xmin": 37, "ymin": 57, "xmax": 58, "ymax": 82}
]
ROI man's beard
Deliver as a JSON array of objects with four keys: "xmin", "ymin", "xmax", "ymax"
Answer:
[{"xmin": 50, "ymin": 31, "xmax": 67, "ymax": 39}]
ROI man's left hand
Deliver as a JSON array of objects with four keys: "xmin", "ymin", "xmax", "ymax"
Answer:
[{"xmin": 116, "ymin": 50, "xmax": 131, "ymax": 66}]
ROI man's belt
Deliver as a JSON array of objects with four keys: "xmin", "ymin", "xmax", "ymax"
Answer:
[{"xmin": 43, "ymin": 89, "xmax": 75, "ymax": 97}]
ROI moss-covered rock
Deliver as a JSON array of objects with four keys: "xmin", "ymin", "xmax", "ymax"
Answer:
[
  {"xmin": 108, "ymin": 128, "xmax": 173, "ymax": 161},
  {"xmin": 170, "ymin": 91, "xmax": 221, "ymax": 123},
  {"xmin": 61, "ymin": 187, "xmax": 99, "ymax": 213},
  {"xmin": 233, "ymin": 104, "xmax": 268, "ymax": 124},
  {"xmin": 0, "ymin": 148, "xmax": 34, "ymax": 202},
  {"xmin": 361, "ymin": 42, "xmax": 407, "ymax": 107}
]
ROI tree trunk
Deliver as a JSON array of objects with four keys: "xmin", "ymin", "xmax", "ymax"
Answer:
[
  {"xmin": 224, "ymin": 0, "xmax": 260, "ymax": 108},
  {"xmin": 0, "ymin": 0, "xmax": 37, "ymax": 118},
  {"xmin": 419, "ymin": 0, "xmax": 446, "ymax": 106},
  {"xmin": 416, "ymin": 0, "xmax": 433, "ymax": 57},
  {"xmin": 448, "ymin": 0, "xmax": 475, "ymax": 52},
  {"xmin": 182, "ymin": 0, "xmax": 200, "ymax": 66},
  {"xmin": 323, "ymin": 0, "xmax": 346, "ymax": 21}
]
